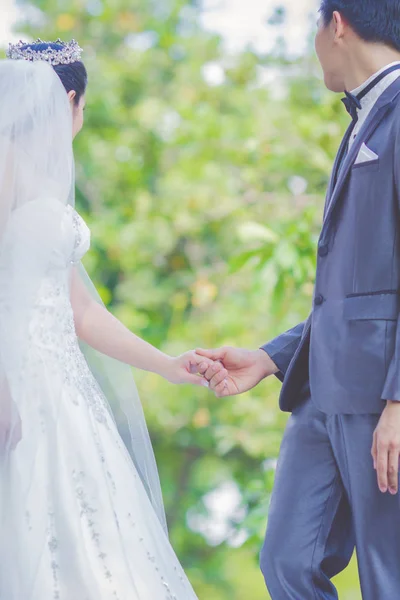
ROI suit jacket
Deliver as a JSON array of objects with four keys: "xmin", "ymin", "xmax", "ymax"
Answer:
[{"xmin": 263, "ymin": 76, "xmax": 400, "ymax": 414}]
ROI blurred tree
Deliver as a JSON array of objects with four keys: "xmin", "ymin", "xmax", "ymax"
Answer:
[{"xmin": 6, "ymin": 0, "xmax": 361, "ymax": 597}]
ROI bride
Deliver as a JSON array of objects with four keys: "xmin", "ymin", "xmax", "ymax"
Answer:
[{"xmin": 0, "ymin": 39, "xmax": 212, "ymax": 599}]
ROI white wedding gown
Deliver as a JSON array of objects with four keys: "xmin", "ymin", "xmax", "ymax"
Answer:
[{"xmin": 0, "ymin": 205, "xmax": 198, "ymax": 600}]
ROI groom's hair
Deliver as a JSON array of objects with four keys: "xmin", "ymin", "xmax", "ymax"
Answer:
[{"xmin": 319, "ymin": 0, "xmax": 400, "ymax": 51}]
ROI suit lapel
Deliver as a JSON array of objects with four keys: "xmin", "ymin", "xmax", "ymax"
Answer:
[
  {"xmin": 324, "ymin": 122, "xmax": 354, "ymax": 219},
  {"xmin": 322, "ymin": 77, "xmax": 400, "ymax": 231}
]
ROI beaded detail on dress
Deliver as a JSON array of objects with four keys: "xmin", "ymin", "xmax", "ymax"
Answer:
[{"xmin": 28, "ymin": 206, "xmax": 108, "ymax": 425}]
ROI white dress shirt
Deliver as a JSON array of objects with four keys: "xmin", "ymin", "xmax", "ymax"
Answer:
[{"xmin": 348, "ymin": 61, "xmax": 400, "ymax": 148}]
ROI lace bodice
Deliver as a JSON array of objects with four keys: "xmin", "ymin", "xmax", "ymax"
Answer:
[
  {"xmin": 34, "ymin": 205, "xmax": 91, "ymax": 307},
  {"xmin": 28, "ymin": 207, "xmax": 108, "ymax": 424}
]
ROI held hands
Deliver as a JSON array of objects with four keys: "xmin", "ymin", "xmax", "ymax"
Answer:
[
  {"xmin": 160, "ymin": 346, "xmax": 278, "ymax": 397},
  {"xmin": 161, "ymin": 352, "xmax": 213, "ymax": 388},
  {"xmin": 195, "ymin": 347, "xmax": 278, "ymax": 397},
  {"xmin": 372, "ymin": 400, "xmax": 400, "ymax": 494}
]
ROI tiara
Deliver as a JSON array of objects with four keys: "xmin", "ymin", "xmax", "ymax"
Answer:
[{"xmin": 6, "ymin": 38, "xmax": 83, "ymax": 66}]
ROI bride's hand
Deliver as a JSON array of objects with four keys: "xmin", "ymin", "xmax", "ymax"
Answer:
[
  {"xmin": 0, "ymin": 403, "xmax": 22, "ymax": 453},
  {"xmin": 161, "ymin": 352, "xmax": 212, "ymax": 387}
]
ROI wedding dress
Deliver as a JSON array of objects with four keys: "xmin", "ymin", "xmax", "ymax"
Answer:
[
  {"xmin": 0, "ymin": 205, "xmax": 198, "ymax": 599},
  {"xmin": 0, "ymin": 202, "xmax": 200, "ymax": 598},
  {"xmin": 0, "ymin": 57, "xmax": 198, "ymax": 600}
]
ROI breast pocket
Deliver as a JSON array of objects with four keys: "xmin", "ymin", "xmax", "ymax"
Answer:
[{"xmin": 351, "ymin": 159, "xmax": 380, "ymax": 172}]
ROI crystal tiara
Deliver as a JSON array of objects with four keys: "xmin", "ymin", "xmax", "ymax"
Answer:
[{"xmin": 6, "ymin": 38, "xmax": 83, "ymax": 66}]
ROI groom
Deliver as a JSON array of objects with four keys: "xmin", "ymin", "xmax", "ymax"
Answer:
[{"xmin": 197, "ymin": 1, "xmax": 400, "ymax": 597}]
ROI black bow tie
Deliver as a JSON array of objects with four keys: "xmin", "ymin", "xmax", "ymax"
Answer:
[
  {"xmin": 341, "ymin": 63, "xmax": 400, "ymax": 122},
  {"xmin": 341, "ymin": 91, "xmax": 362, "ymax": 122}
]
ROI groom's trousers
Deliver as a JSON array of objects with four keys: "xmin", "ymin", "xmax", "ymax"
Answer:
[{"xmin": 260, "ymin": 392, "xmax": 400, "ymax": 600}]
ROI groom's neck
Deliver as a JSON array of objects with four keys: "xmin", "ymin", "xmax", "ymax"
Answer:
[{"xmin": 342, "ymin": 44, "xmax": 400, "ymax": 92}]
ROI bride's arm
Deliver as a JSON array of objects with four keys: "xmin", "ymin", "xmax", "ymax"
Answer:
[{"xmin": 70, "ymin": 269, "xmax": 211, "ymax": 387}]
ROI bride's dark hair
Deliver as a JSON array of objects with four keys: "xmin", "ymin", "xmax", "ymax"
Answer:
[{"xmin": 20, "ymin": 42, "xmax": 88, "ymax": 104}]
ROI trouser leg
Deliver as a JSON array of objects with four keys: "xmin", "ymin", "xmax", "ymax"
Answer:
[
  {"xmin": 260, "ymin": 397, "xmax": 355, "ymax": 599},
  {"xmin": 330, "ymin": 413, "xmax": 400, "ymax": 600}
]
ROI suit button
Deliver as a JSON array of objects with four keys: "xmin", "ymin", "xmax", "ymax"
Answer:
[
  {"xmin": 318, "ymin": 244, "xmax": 329, "ymax": 257},
  {"xmin": 315, "ymin": 294, "xmax": 324, "ymax": 306}
]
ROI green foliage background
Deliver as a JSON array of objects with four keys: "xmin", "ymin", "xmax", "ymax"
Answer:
[{"xmin": 7, "ymin": 0, "xmax": 361, "ymax": 597}]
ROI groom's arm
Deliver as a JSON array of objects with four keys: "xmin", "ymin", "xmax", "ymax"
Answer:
[
  {"xmin": 371, "ymin": 119, "xmax": 400, "ymax": 496},
  {"xmin": 382, "ymin": 119, "xmax": 400, "ymax": 402},
  {"xmin": 260, "ymin": 321, "xmax": 306, "ymax": 382}
]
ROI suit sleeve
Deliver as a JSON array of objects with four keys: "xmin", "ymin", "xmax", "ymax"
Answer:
[{"xmin": 260, "ymin": 321, "xmax": 306, "ymax": 382}]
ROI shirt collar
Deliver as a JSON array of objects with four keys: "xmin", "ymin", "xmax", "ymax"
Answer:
[{"xmin": 351, "ymin": 61, "xmax": 400, "ymax": 97}]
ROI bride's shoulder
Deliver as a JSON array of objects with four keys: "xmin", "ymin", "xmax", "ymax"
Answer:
[
  {"xmin": 6, "ymin": 198, "xmax": 69, "ymax": 236},
  {"xmin": 4, "ymin": 200, "xmax": 91, "ymax": 262}
]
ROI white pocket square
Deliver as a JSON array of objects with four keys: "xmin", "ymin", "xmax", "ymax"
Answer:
[{"xmin": 355, "ymin": 143, "xmax": 379, "ymax": 165}]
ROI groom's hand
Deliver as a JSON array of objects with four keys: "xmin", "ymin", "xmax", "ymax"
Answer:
[
  {"xmin": 196, "ymin": 347, "xmax": 278, "ymax": 397},
  {"xmin": 372, "ymin": 401, "xmax": 400, "ymax": 494}
]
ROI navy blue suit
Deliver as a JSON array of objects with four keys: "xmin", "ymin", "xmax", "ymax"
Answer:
[{"xmin": 260, "ymin": 72, "xmax": 400, "ymax": 598}]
